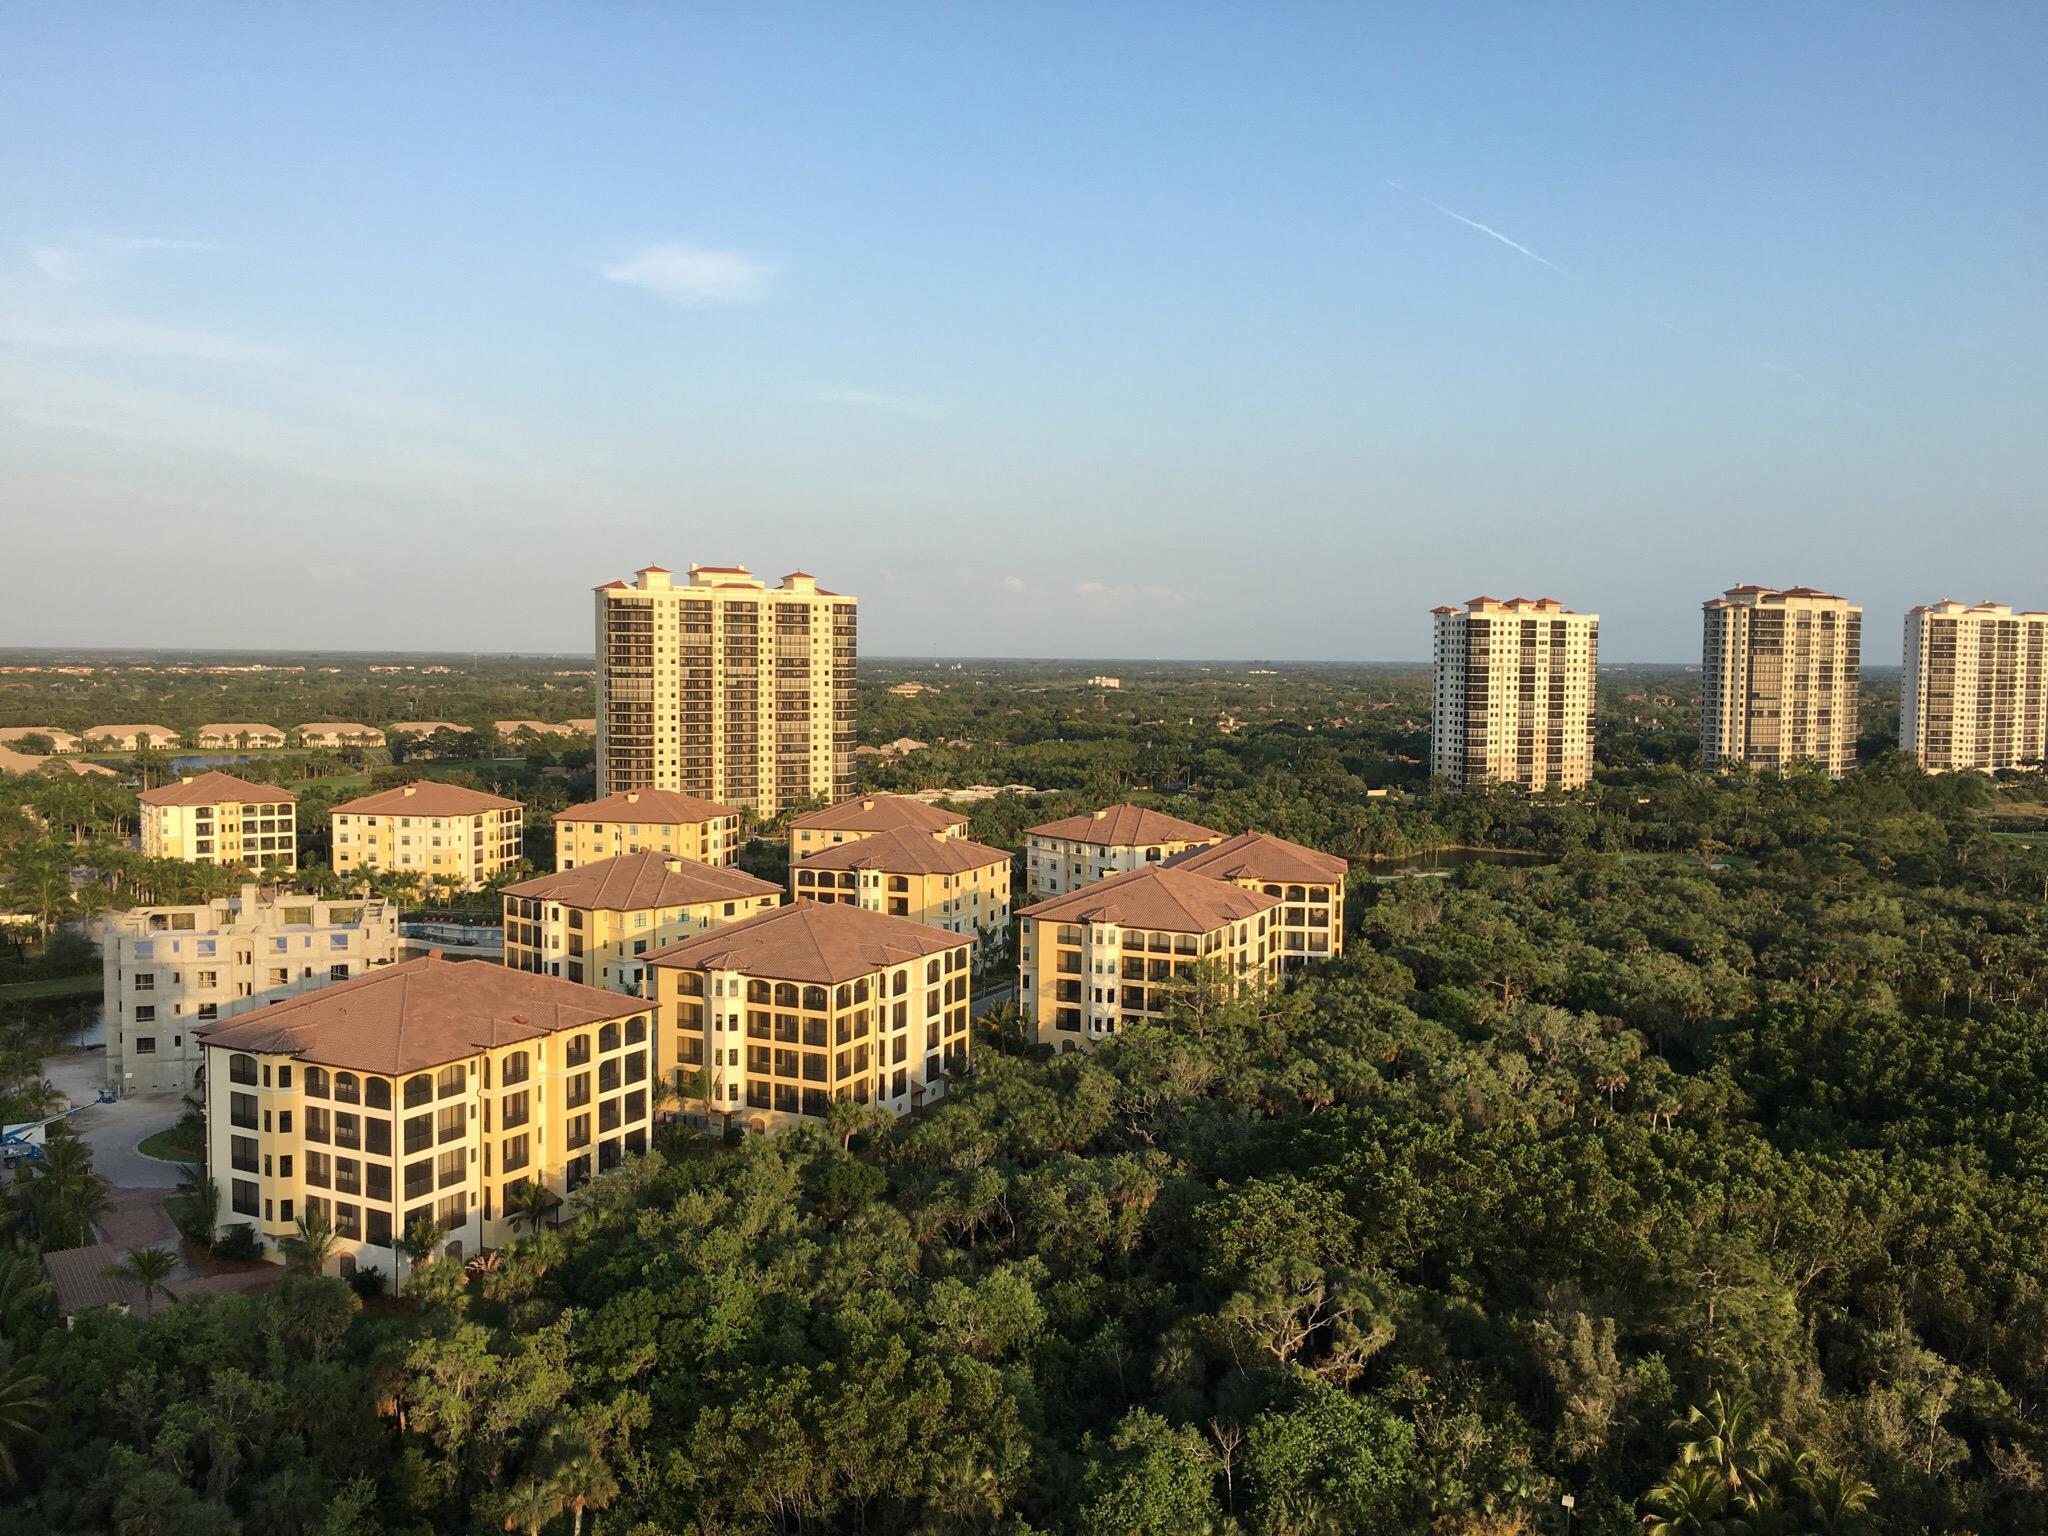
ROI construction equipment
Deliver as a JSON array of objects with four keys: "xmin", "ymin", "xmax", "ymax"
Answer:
[{"xmin": 2, "ymin": 1087, "xmax": 114, "ymax": 1167}]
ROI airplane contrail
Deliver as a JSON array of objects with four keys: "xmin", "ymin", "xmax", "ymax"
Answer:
[{"xmin": 1418, "ymin": 197, "xmax": 1566, "ymax": 273}]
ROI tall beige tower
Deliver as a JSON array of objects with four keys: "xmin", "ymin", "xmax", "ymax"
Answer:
[
  {"xmin": 1700, "ymin": 585, "xmax": 1861, "ymax": 777},
  {"xmin": 595, "ymin": 564, "xmax": 857, "ymax": 819},
  {"xmin": 1430, "ymin": 597, "xmax": 1599, "ymax": 791},
  {"xmin": 1902, "ymin": 600, "xmax": 2048, "ymax": 773}
]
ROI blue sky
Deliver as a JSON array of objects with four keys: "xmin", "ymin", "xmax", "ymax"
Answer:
[{"xmin": 2, "ymin": 4, "xmax": 2043, "ymax": 659}]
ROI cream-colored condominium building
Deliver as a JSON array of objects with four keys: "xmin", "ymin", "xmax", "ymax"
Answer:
[
  {"xmin": 138, "ymin": 771, "xmax": 300, "ymax": 872},
  {"xmin": 1017, "ymin": 866, "xmax": 1280, "ymax": 1049},
  {"xmin": 791, "ymin": 826, "xmax": 1012, "ymax": 939},
  {"xmin": 555, "ymin": 789, "xmax": 741, "ymax": 870},
  {"xmin": 1160, "ymin": 832, "xmax": 1348, "ymax": 971},
  {"xmin": 197, "ymin": 955, "xmax": 652, "ymax": 1272},
  {"xmin": 84, "ymin": 723, "xmax": 180, "ymax": 751},
  {"xmin": 648, "ymin": 901, "xmax": 970, "ymax": 1131},
  {"xmin": 1022, "ymin": 803, "xmax": 1223, "ymax": 900},
  {"xmin": 102, "ymin": 886, "xmax": 400, "ymax": 1095},
  {"xmin": 501, "ymin": 851, "xmax": 782, "ymax": 993},
  {"xmin": 787, "ymin": 793, "xmax": 969, "ymax": 866},
  {"xmin": 297, "ymin": 723, "xmax": 386, "ymax": 750},
  {"xmin": 196, "ymin": 723, "xmax": 286, "ymax": 749},
  {"xmin": 1431, "ymin": 597, "xmax": 1600, "ymax": 791},
  {"xmin": 1700, "ymin": 586, "xmax": 1862, "ymax": 777},
  {"xmin": 330, "ymin": 782, "xmax": 525, "ymax": 890},
  {"xmin": 594, "ymin": 564, "xmax": 857, "ymax": 819},
  {"xmin": 1902, "ymin": 600, "xmax": 2048, "ymax": 773}
]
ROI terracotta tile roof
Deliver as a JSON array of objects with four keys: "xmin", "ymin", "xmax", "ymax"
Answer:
[
  {"xmin": 596, "ymin": 579, "xmax": 629, "ymax": 590},
  {"xmin": 196, "ymin": 954, "xmax": 637, "ymax": 1074},
  {"xmin": 42, "ymin": 1243, "xmax": 175, "ymax": 1315},
  {"xmin": 197, "ymin": 722, "xmax": 284, "ymax": 739},
  {"xmin": 795, "ymin": 825, "xmax": 1010, "ymax": 876},
  {"xmin": 391, "ymin": 720, "xmax": 463, "ymax": 734},
  {"xmin": 298, "ymin": 722, "xmax": 383, "ymax": 740},
  {"xmin": 84, "ymin": 723, "xmax": 178, "ymax": 740},
  {"xmin": 0, "ymin": 727, "xmax": 78, "ymax": 748},
  {"xmin": 556, "ymin": 789, "xmax": 738, "ymax": 825},
  {"xmin": 0, "ymin": 744, "xmax": 50, "ymax": 775},
  {"xmin": 1017, "ymin": 865, "xmax": 1281, "ymax": 932},
  {"xmin": 139, "ymin": 770, "xmax": 297, "ymax": 808},
  {"xmin": 646, "ymin": 900, "xmax": 963, "ymax": 984},
  {"xmin": 790, "ymin": 794, "xmax": 968, "ymax": 835},
  {"xmin": 1024, "ymin": 803, "xmax": 1223, "ymax": 847},
  {"xmin": 331, "ymin": 781, "xmax": 521, "ymax": 816},
  {"xmin": 1161, "ymin": 831, "xmax": 1348, "ymax": 884},
  {"xmin": 501, "ymin": 850, "xmax": 780, "ymax": 909}
]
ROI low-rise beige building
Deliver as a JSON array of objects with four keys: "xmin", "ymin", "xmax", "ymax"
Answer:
[
  {"xmin": 787, "ymin": 794, "xmax": 968, "ymax": 866},
  {"xmin": 555, "ymin": 789, "xmax": 742, "ymax": 870},
  {"xmin": 0, "ymin": 727, "xmax": 81, "ymax": 753},
  {"xmin": 102, "ymin": 886, "xmax": 401, "ymax": 1095},
  {"xmin": 197, "ymin": 955, "xmax": 653, "ymax": 1273},
  {"xmin": 792, "ymin": 825, "xmax": 1012, "ymax": 939},
  {"xmin": 1018, "ymin": 866, "xmax": 1280, "ymax": 1049},
  {"xmin": 196, "ymin": 723, "xmax": 287, "ymax": 749},
  {"xmin": 297, "ymin": 722, "xmax": 386, "ymax": 749},
  {"xmin": 139, "ymin": 771, "xmax": 299, "ymax": 872},
  {"xmin": 331, "ymin": 782, "xmax": 525, "ymax": 891},
  {"xmin": 1160, "ymin": 832, "xmax": 1347, "ymax": 970},
  {"xmin": 648, "ymin": 902, "xmax": 970, "ymax": 1132},
  {"xmin": 84, "ymin": 723, "xmax": 181, "ymax": 751},
  {"xmin": 1022, "ymin": 803, "xmax": 1223, "ymax": 899},
  {"xmin": 501, "ymin": 851, "xmax": 782, "ymax": 993},
  {"xmin": 495, "ymin": 719, "xmax": 582, "ymax": 740}
]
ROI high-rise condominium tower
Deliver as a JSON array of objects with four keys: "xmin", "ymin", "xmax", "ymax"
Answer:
[
  {"xmin": 1699, "ymin": 585, "xmax": 1861, "ymax": 777},
  {"xmin": 1430, "ymin": 597, "xmax": 1600, "ymax": 791},
  {"xmin": 595, "ymin": 564, "xmax": 857, "ymax": 819},
  {"xmin": 1901, "ymin": 600, "xmax": 2048, "ymax": 773}
]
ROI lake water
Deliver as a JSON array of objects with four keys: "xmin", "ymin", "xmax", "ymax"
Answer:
[{"xmin": 1365, "ymin": 847, "xmax": 1557, "ymax": 875}]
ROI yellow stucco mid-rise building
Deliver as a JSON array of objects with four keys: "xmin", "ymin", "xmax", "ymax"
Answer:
[
  {"xmin": 1160, "ymin": 832, "xmax": 1347, "ymax": 971},
  {"xmin": 197, "ymin": 955, "xmax": 654, "ymax": 1274},
  {"xmin": 554, "ymin": 789, "xmax": 742, "ymax": 870},
  {"xmin": 648, "ymin": 901, "xmax": 970, "ymax": 1132},
  {"xmin": 501, "ymin": 851, "xmax": 782, "ymax": 994},
  {"xmin": 1017, "ymin": 865, "xmax": 1280, "ymax": 1050},
  {"xmin": 1022, "ymin": 803, "xmax": 1223, "ymax": 900},
  {"xmin": 330, "ymin": 781, "xmax": 524, "ymax": 891},
  {"xmin": 791, "ymin": 825, "xmax": 1012, "ymax": 940},
  {"xmin": 138, "ymin": 771, "xmax": 299, "ymax": 872},
  {"xmin": 786, "ymin": 793, "xmax": 968, "ymax": 867}
]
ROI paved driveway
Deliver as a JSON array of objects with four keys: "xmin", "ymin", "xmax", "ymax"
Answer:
[{"xmin": 38, "ymin": 1050, "xmax": 188, "ymax": 1190}]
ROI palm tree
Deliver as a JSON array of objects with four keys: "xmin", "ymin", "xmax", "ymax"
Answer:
[
  {"xmin": 0, "ymin": 1355, "xmax": 48, "ymax": 1484},
  {"xmin": 1673, "ymin": 1388, "xmax": 1784, "ymax": 1499},
  {"xmin": 499, "ymin": 1477, "xmax": 563, "ymax": 1536},
  {"xmin": 172, "ymin": 1167, "xmax": 220, "ymax": 1249},
  {"xmin": 1796, "ymin": 1457, "xmax": 1876, "ymax": 1534},
  {"xmin": 505, "ymin": 1181, "xmax": 561, "ymax": 1236},
  {"xmin": 399, "ymin": 1216, "xmax": 442, "ymax": 1269},
  {"xmin": 0, "ymin": 1246, "xmax": 55, "ymax": 1335},
  {"xmin": 281, "ymin": 1206, "xmax": 337, "ymax": 1275},
  {"xmin": 551, "ymin": 1445, "xmax": 619, "ymax": 1536},
  {"xmin": 1642, "ymin": 1462, "xmax": 1736, "ymax": 1535},
  {"xmin": 102, "ymin": 1246, "xmax": 178, "ymax": 1319},
  {"xmin": 21, "ymin": 1132, "xmax": 112, "ymax": 1250}
]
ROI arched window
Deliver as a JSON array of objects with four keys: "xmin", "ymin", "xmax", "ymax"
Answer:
[
  {"xmin": 893, "ymin": 971, "xmax": 908, "ymax": 995},
  {"xmin": 598, "ymin": 1020, "xmax": 621, "ymax": 1053},
  {"xmin": 303, "ymin": 1065, "xmax": 329, "ymax": 1097},
  {"xmin": 365, "ymin": 1077, "xmax": 392, "ymax": 1109},
  {"xmin": 404, "ymin": 1074, "xmax": 433, "ymax": 1108},
  {"xmin": 802, "ymin": 986, "xmax": 828, "ymax": 1012},
  {"xmin": 774, "ymin": 982, "xmax": 799, "ymax": 1008},
  {"xmin": 334, "ymin": 1072, "xmax": 360, "ymax": 1104},
  {"xmin": 229, "ymin": 1053, "xmax": 259, "ymax": 1086}
]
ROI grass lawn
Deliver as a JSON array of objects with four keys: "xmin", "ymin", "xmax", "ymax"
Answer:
[
  {"xmin": 0, "ymin": 973, "xmax": 100, "ymax": 1002},
  {"xmin": 139, "ymin": 1125, "xmax": 205, "ymax": 1164}
]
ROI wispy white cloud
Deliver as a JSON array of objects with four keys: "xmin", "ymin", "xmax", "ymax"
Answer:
[
  {"xmin": 1073, "ymin": 579, "xmax": 1197, "ymax": 605},
  {"xmin": 1417, "ymin": 197, "xmax": 1565, "ymax": 273},
  {"xmin": 22, "ymin": 235, "xmax": 221, "ymax": 283},
  {"xmin": 601, "ymin": 243, "xmax": 774, "ymax": 306}
]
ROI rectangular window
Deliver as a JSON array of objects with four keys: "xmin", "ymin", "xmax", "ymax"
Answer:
[{"xmin": 231, "ymin": 1178, "xmax": 259, "ymax": 1216}]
